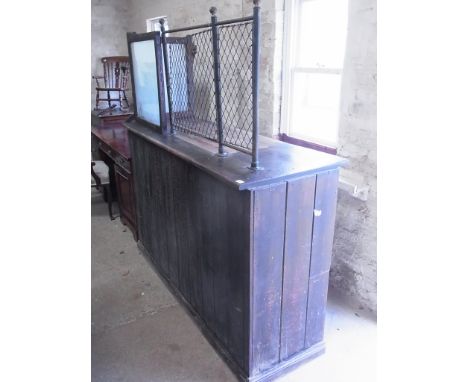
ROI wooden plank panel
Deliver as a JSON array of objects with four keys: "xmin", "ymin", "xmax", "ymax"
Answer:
[
  {"xmin": 305, "ymin": 272, "xmax": 330, "ymax": 347},
  {"xmin": 162, "ymin": 153, "xmax": 179, "ymax": 286},
  {"xmin": 309, "ymin": 169, "xmax": 339, "ymax": 277},
  {"xmin": 190, "ymin": 169, "xmax": 250, "ymax": 369},
  {"xmin": 280, "ymin": 176, "xmax": 317, "ymax": 361},
  {"xmin": 183, "ymin": 166, "xmax": 205, "ymax": 314},
  {"xmin": 147, "ymin": 144, "xmax": 168, "ymax": 275},
  {"xmin": 218, "ymin": 183, "xmax": 250, "ymax": 367},
  {"xmin": 251, "ymin": 182, "xmax": 287, "ymax": 374},
  {"xmin": 305, "ymin": 169, "xmax": 339, "ymax": 348},
  {"xmin": 129, "ymin": 134, "xmax": 150, "ymax": 252},
  {"xmin": 172, "ymin": 164, "xmax": 196, "ymax": 305}
]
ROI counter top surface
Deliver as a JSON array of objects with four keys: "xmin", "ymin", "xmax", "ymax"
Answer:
[{"xmin": 125, "ymin": 120, "xmax": 347, "ymax": 190}]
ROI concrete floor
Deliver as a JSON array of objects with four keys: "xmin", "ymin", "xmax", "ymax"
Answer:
[{"xmin": 92, "ymin": 190, "xmax": 376, "ymax": 382}]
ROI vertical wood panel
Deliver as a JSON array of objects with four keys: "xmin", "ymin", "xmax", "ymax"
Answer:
[
  {"xmin": 148, "ymin": 144, "xmax": 168, "ymax": 276},
  {"xmin": 184, "ymin": 166, "xmax": 205, "ymax": 314},
  {"xmin": 280, "ymin": 176, "xmax": 317, "ymax": 360},
  {"xmin": 162, "ymin": 154, "xmax": 179, "ymax": 286},
  {"xmin": 309, "ymin": 169, "xmax": 339, "ymax": 277},
  {"xmin": 173, "ymin": 165, "xmax": 196, "ymax": 306},
  {"xmin": 191, "ymin": 171, "xmax": 250, "ymax": 367},
  {"xmin": 305, "ymin": 170, "xmax": 339, "ymax": 348},
  {"xmin": 129, "ymin": 130, "xmax": 342, "ymax": 380},
  {"xmin": 131, "ymin": 131, "xmax": 250, "ymax": 372},
  {"xmin": 129, "ymin": 134, "xmax": 150, "ymax": 256},
  {"xmin": 251, "ymin": 183, "xmax": 287, "ymax": 374},
  {"xmin": 305, "ymin": 272, "xmax": 330, "ymax": 347}
]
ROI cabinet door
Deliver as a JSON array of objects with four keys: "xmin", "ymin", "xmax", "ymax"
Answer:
[{"xmin": 114, "ymin": 166, "xmax": 137, "ymax": 230}]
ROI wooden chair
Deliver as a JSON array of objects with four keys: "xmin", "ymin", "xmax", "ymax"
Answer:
[
  {"xmin": 91, "ymin": 161, "xmax": 115, "ymax": 220},
  {"xmin": 93, "ymin": 56, "xmax": 130, "ymax": 111}
]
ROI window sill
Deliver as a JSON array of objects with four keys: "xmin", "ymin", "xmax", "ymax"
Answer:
[{"xmin": 276, "ymin": 133, "xmax": 337, "ymax": 155}]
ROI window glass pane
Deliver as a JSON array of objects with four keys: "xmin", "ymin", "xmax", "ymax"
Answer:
[
  {"xmin": 289, "ymin": 71, "xmax": 341, "ymax": 146},
  {"xmin": 130, "ymin": 40, "xmax": 160, "ymax": 125},
  {"xmin": 296, "ymin": 0, "xmax": 348, "ymax": 68}
]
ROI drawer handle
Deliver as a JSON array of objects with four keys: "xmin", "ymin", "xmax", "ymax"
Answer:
[{"xmin": 313, "ymin": 209, "xmax": 322, "ymax": 217}]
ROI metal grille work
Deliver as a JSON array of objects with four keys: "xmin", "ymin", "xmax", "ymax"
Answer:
[
  {"xmin": 218, "ymin": 22, "xmax": 253, "ymax": 151},
  {"xmin": 167, "ymin": 29, "xmax": 219, "ymax": 142},
  {"xmin": 160, "ymin": 4, "xmax": 261, "ymax": 167}
]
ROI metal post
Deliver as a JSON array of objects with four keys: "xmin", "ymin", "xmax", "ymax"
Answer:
[
  {"xmin": 159, "ymin": 18, "xmax": 174, "ymax": 134},
  {"xmin": 210, "ymin": 7, "xmax": 227, "ymax": 157},
  {"xmin": 250, "ymin": 0, "xmax": 261, "ymax": 169}
]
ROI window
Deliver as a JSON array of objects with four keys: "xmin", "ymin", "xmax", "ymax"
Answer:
[
  {"xmin": 130, "ymin": 39, "xmax": 161, "ymax": 126},
  {"xmin": 146, "ymin": 16, "xmax": 168, "ymax": 32},
  {"xmin": 281, "ymin": 0, "xmax": 348, "ymax": 150}
]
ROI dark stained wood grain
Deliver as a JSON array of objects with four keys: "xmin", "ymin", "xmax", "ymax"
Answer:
[
  {"xmin": 305, "ymin": 170, "xmax": 339, "ymax": 348},
  {"xmin": 127, "ymin": 124, "xmax": 343, "ymax": 382},
  {"xmin": 280, "ymin": 176, "xmax": 317, "ymax": 361},
  {"xmin": 309, "ymin": 170, "xmax": 340, "ymax": 277},
  {"xmin": 191, "ymin": 170, "xmax": 251, "ymax": 363},
  {"xmin": 114, "ymin": 166, "xmax": 137, "ymax": 237},
  {"xmin": 92, "ymin": 119, "xmax": 137, "ymax": 239},
  {"xmin": 304, "ymin": 272, "xmax": 330, "ymax": 348},
  {"xmin": 92, "ymin": 122, "xmax": 132, "ymax": 160},
  {"xmin": 129, "ymin": 131, "xmax": 251, "ymax": 372},
  {"xmin": 251, "ymin": 183, "xmax": 287, "ymax": 374},
  {"xmin": 125, "ymin": 120, "xmax": 347, "ymax": 191}
]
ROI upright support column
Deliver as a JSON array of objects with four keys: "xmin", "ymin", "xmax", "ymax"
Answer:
[
  {"xmin": 250, "ymin": 0, "xmax": 261, "ymax": 169},
  {"xmin": 159, "ymin": 18, "xmax": 174, "ymax": 135},
  {"xmin": 210, "ymin": 7, "xmax": 227, "ymax": 157}
]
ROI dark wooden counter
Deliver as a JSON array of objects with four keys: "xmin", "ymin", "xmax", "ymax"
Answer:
[
  {"xmin": 126, "ymin": 119, "xmax": 347, "ymax": 190},
  {"xmin": 126, "ymin": 120, "xmax": 347, "ymax": 381}
]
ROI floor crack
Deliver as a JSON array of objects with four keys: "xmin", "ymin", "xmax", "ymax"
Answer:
[{"xmin": 93, "ymin": 302, "xmax": 179, "ymax": 335}]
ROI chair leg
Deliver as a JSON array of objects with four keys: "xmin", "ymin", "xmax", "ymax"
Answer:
[
  {"xmin": 118, "ymin": 90, "xmax": 123, "ymax": 110},
  {"xmin": 104, "ymin": 185, "xmax": 115, "ymax": 220},
  {"xmin": 123, "ymin": 90, "xmax": 130, "ymax": 109}
]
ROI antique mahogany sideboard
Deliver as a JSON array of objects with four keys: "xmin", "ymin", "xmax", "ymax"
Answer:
[
  {"xmin": 91, "ymin": 111, "xmax": 138, "ymax": 240},
  {"xmin": 126, "ymin": 120, "xmax": 346, "ymax": 381}
]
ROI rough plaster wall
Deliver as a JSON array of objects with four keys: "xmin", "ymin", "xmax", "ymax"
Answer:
[
  {"xmin": 91, "ymin": 0, "xmax": 131, "ymax": 108},
  {"xmin": 127, "ymin": 0, "xmax": 283, "ymax": 136},
  {"xmin": 330, "ymin": 0, "xmax": 377, "ymax": 315}
]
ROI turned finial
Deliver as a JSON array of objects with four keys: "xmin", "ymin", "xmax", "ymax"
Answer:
[
  {"xmin": 159, "ymin": 18, "xmax": 165, "ymax": 27},
  {"xmin": 209, "ymin": 6, "xmax": 217, "ymax": 15}
]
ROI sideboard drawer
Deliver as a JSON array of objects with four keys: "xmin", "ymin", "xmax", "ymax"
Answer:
[{"xmin": 99, "ymin": 142, "xmax": 131, "ymax": 173}]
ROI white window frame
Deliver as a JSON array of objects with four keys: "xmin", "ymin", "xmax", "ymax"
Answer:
[
  {"xmin": 280, "ymin": 0, "xmax": 346, "ymax": 149},
  {"xmin": 146, "ymin": 16, "xmax": 168, "ymax": 33}
]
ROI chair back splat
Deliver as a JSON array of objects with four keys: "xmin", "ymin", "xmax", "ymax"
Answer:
[{"xmin": 93, "ymin": 56, "xmax": 131, "ymax": 111}]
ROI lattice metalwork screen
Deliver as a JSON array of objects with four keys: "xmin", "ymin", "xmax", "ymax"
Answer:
[
  {"xmin": 218, "ymin": 22, "xmax": 253, "ymax": 151},
  {"xmin": 165, "ymin": 21, "xmax": 254, "ymax": 153},
  {"xmin": 167, "ymin": 30, "xmax": 218, "ymax": 141}
]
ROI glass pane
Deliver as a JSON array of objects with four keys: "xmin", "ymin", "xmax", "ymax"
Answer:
[
  {"xmin": 296, "ymin": 0, "xmax": 348, "ymax": 68},
  {"xmin": 131, "ymin": 40, "xmax": 160, "ymax": 125},
  {"xmin": 289, "ymin": 71, "xmax": 341, "ymax": 147}
]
